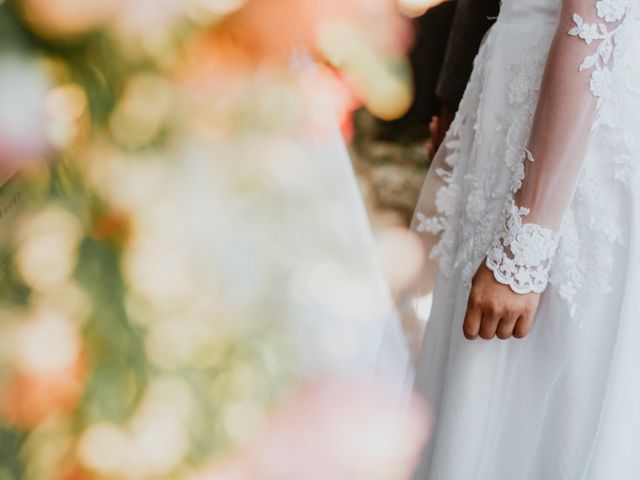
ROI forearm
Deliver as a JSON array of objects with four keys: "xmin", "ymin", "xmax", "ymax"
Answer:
[
  {"xmin": 516, "ymin": 9, "xmax": 599, "ymax": 228},
  {"xmin": 486, "ymin": 0, "xmax": 631, "ymax": 294}
]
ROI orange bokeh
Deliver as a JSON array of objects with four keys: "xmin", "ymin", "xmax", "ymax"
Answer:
[{"xmin": 0, "ymin": 350, "xmax": 86, "ymax": 428}]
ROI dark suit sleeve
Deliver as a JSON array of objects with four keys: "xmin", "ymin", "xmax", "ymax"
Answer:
[
  {"xmin": 408, "ymin": 1, "xmax": 457, "ymax": 125},
  {"xmin": 436, "ymin": 0, "xmax": 500, "ymax": 108}
]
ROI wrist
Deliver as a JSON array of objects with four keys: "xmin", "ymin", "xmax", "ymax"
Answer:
[{"xmin": 485, "ymin": 196, "xmax": 560, "ymax": 295}]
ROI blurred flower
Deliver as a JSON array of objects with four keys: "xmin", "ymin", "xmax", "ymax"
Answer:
[
  {"xmin": 188, "ymin": 0, "xmax": 246, "ymax": 22},
  {"xmin": 91, "ymin": 209, "xmax": 131, "ymax": 246},
  {"xmin": 315, "ymin": 21, "xmax": 412, "ymax": 120},
  {"xmin": 21, "ymin": 416, "xmax": 78, "ymax": 480},
  {"xmin": 18, "ymin": 0, "xmax": 190, "ymax": 38},
  {"xmin": 123, "ymin": 232, "xmax": 198, "ymax": 313},
  {"xmin": 113, "ymin": 0, "xmax": 187, "ymax": 36},
  {"xmin": 29, "ymin": 282, "xmax": 93, "ymax": 329},
  {"xmin": 223, "ymin": 398, "xmax": 266, "ymax": 445},
  {"xmin": 57, "ymin": 466, "xmax": 93, "ymax": 480},
  {"xmin": 45, "ymin": 83, "xmax": 88, "ymax": 150},
  {"xmin": 0, "ymin": 311, "xmax": 85, "ymax": 427},
  {"xmin": 77, "ymin": 377, "xmax": 192, "ymax": 477},
  {"xmin": 144, "ymin": 314, "xmax": 218, "ymax": 369},
  {"xmin": 18, "ymin": 0, "xmax": 116, "ymax": 37},
  {"xmin": 14, "ymin": 309, "xmax": 82, "ymax": 375},
  {"xmin": 77, "ymin": 422, "xmax": 130, "ymax": 477},
  {"xmin": 125, "ymin": 379, "xmax": 191, "ymax": 476},
  {"xmin": 14, "ymin": 205, "xmax": 83, "ymax": 291},
  {"xmin": 185, "ymin": 0, "xmax": 411, "ymax": 120},
  {"xmin": 109, "ymin": 73, "xmax": 173, "ymax": 149},
  {"xmin": 0, "ymin": 53, "xmax": 51, "ymax": 175},
  {"xmin": 199, "ymin": 377, "xmax": 431, "ymax": 480}
]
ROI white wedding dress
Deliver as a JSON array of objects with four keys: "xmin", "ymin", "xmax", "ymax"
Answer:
[{"xmin": 410, "ymin": 0, "xmax": 640, "ymax": 478}]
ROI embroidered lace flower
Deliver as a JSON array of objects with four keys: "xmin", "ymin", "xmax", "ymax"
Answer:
[
  {"xmin": 596, "ymin": 0, "xmax": 628, "ymax": 22},
  {"xmin": 569, "ymin": 0, "xmax": 630, "ymax": 112},
  {"xmin": 486, "ymin": 197, "xmax": 560, "ymax": 295}
]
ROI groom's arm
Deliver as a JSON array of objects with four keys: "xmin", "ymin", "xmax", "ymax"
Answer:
[{"xmin": 436, "ymin": 0, "xmax": 500, "ymax": 109}]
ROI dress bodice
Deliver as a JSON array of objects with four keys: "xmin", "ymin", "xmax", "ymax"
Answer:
[{"xmin": 497, "ymin": 0, "xmax": 561, "ymax": 26}]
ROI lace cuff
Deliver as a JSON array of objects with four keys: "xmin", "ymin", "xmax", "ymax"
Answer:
[{"xmin": 485, "ymin": 197, "xmax": 560, "ymax": 294}]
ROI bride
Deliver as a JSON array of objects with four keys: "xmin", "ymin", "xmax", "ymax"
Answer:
[{"xmin": 409, "ymin": 0, "xmax": 640, "ymax": 477}]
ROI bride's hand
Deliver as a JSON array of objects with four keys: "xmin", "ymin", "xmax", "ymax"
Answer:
[{"xmin": 463, "ymin": 261, "xmax": 541, "ymax": 340}]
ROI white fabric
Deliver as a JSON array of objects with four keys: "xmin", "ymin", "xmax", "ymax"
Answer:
[
  {"xmin": 411, "ymin": 0, "xmax": 640, "ymax": 477},
  {"xmin": 484, "ymin": 0, "xmax": 631, "ymax": 295},
  {"xmin": 287, "ymin": 56, "xmax": 412, "ymax": 385}
]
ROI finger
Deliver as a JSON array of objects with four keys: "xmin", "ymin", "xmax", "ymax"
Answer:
[
  {"xmin": 513, "ymin": 315, "xmax": 533, "ymax": 339},
  {"xmin": 496, "ymin": 314, "xmax": 518, "ymax": 340},
  {"xmin": 463, "ymin": 305, "xmax": 482, "ymax": 340},
  {"xmin": 479, "ymin": 310, "xmax": 501, "ymax": 340},
  {"xmin": 429, "ymin": 116, "xmax": 439, "ymax": 136},
  {"xmin": 426, "ymin": 141, "xmax": 435, "ymax": 157}
]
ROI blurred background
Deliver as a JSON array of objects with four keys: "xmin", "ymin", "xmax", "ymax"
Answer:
[{"xmin": 0, "ymin": 0, "xmax": 455, "ymax": 478}]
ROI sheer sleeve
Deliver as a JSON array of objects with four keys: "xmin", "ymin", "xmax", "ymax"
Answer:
[{"xmin": 485, "ymin": 0, "xmax": 632, "ymax": 294}]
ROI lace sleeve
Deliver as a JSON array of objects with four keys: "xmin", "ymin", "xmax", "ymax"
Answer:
[{"xmin": 486, "ymin": 0, "xmax": 632, "ymax": 294}]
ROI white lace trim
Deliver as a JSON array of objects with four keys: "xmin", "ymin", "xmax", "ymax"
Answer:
[{"xmin": 486, "ymin": 197, "xmax": 560, "ymax": 295}]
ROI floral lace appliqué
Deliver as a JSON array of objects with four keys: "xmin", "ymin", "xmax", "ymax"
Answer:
[
  {"xmin": 568, "ymin": 0, "xmax": 630, "ymax": 112},
  {"xmin": 416, "ymin": 4, "xmax": 638, "ymax": 320},
  {"xmin": 486, "ymin": 197, "xmax": 560, "ymax": 295}
]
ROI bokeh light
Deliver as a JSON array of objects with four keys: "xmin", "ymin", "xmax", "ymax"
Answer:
[{"xmin": 0, "ymin": 0, "xmax": 428, "ymax": 478}]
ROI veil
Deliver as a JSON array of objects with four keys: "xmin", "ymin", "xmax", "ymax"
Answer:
[{"xmin": 374, "ymin": 137, "xmax": 451, "ymax": 404}]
